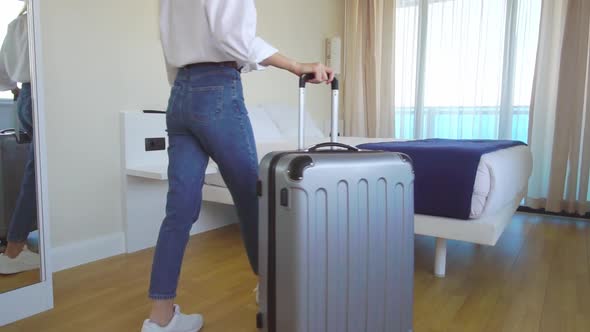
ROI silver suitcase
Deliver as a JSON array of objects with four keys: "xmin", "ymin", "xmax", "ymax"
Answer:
[
  {"xmin": 0, "ymin": 129, "xmax": 31, "ymax": 241},
  {"xmin": 257, "ymin": 76, "xmax": 415, "ymax": 332}
]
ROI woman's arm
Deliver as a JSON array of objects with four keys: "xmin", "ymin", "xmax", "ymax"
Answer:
[
  {"xmin": 206, "ymin": 0, "xmax": 277, "ymax": 71},
  {"xmin": 260, "ymin": 53, "xmax": 335, "ymax": 84},
  {"xmin": 206, "ymin": 0, "xmax": 333, "ymax": 83}
]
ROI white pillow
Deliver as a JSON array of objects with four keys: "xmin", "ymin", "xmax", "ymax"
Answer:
[
  {"xmin": 247, "ymin": 105, "xmax": 284, "ymax": 142},
  {"xmin": 263, "ymin": 103, "xmax": 325, "ymax": 138}
]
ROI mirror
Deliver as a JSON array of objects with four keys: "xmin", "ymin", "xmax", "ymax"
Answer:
[{"xmin": 0, "ymin": 0, "xmax": 41, "ymax": 293}]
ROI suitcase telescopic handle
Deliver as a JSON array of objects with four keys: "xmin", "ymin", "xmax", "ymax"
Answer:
[
  {"xmin": 298, "ymin": 73, "xmax": 340, "ymax": 150},
  {"xmin": 307, "ymin": 142, "xmax": 360, "ymax": 152}
]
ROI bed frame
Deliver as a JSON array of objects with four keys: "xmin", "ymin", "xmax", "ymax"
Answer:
[
  {"xmin": 121, "ymin": 110, "xmax": 523, "ymax": 278},
  {"xmin": 414, "ymin": 197, "xmax": 523, "ymax": 277}
]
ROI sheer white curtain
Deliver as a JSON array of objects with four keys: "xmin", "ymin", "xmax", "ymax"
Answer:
[
  {"xmin": 527, "ymin": 0, "xmax": 590, "ymax": 215},
  {"xmin": 395, "ymin": 0, "xmax": 542, "ymax": 142}
]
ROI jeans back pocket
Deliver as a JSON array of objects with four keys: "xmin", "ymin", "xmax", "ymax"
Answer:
[{"xmin": 188, "ymin": 86, "xmax": 224, "ymax": 124}]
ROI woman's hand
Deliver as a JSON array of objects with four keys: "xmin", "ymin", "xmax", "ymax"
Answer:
[
  {"xmin": 11, "ymin": 87, "xmax": 20, "ymax": 101},
  {"xmin": 260, "ymin": 53, "xmax": 335, "ymax": 84},
  {"xmin": 293, "ymin": 62, "xmax": 335, "ymax": 84}
]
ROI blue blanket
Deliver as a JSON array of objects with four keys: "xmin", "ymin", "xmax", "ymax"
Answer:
[{"xmin": 357, "ymin": 139, "xmax": 526, "ymax": 219}]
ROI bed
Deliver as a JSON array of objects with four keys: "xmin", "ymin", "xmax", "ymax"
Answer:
[{"xmin": 201, "ymin": 104, "xmax": 533, "ymax": 277}]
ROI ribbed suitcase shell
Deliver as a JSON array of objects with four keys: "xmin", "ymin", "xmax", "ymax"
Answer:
[
  {"xmin": 0, "ymin": 133, "xmax": 30, "ymax": 239},
  {"xmin": 258, "ymin": 149, "xmax": 414, "ymax": 332}
]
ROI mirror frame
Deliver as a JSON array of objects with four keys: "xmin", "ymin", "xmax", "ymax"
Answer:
[{"xmin": 0, "ymin": 0, "xmax": 54, "ymax": 326}]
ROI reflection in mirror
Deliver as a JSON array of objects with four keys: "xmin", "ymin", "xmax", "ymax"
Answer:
[{"xmin": 0, "ymin": 0, "xmax": 40, "ymax": 293}]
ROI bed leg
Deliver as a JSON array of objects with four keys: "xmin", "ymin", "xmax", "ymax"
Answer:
[{"xmin": 434, "ymin": 237, "xmax": 447, "ymax": 278}]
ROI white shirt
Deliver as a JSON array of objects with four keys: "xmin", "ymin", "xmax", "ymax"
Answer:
[
  {"xmin": 0, "ymin": 13, "xmax": 30, "ymax": 91},
  {"xmin": 159, "ymin": 0, "xmax": 278, "ymax": 85}
]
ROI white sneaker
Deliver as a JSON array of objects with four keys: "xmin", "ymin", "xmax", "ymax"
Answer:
[
  {"xmin": 0, "ymin": 250, "xmax": 40, "ymax": 275},
  {"xmin": 141, "ymin": 305, "xmax": 203, "ymax": 332}
]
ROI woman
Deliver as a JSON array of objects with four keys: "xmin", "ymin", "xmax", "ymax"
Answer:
[
  {"xmin": 0, "ymin": 1, "xmax": 39, "ymax": 275},
  {"xmin": 142, "ymin": 1, "xmax": 334, "ymax": 331}
]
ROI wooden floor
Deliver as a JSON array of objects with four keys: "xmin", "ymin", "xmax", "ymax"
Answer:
[
  {"xmin": 0, "ymin": 269, "xmax": 40, "ymax": 294},
  {"xmin": 3, "ymin": 213, "xmax": 590, "ymax": 332}
]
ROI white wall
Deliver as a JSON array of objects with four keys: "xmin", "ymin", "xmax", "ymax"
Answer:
[{"xmin": 39, "ymin": 0, "xmax": 343, "ymax": 248}]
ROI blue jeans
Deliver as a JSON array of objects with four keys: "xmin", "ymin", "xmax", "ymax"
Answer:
[
  {"xmin": 149, "ymin": 65, "xmax": 259, "ymax": 300},
  {"xmin": 7, "ymin": 83, "xmax": 38, "ymax": 243}
]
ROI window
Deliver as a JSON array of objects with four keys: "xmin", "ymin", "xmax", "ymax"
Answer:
[
  {"xmin": 0, "ymin": 1, "xmax": 26, "ymax": 100},
  {"xmin": 395, "ymin": 0, "xmax": 542, "ymax": 142}
]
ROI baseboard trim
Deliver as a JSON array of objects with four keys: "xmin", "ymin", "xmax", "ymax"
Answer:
[
  {"xmin": 51, "ymin": 232, "xmax": 126, "ymax": 272},
  {"xmin": 50, "ymin": 218, "xmax": 235, "ymax": 272},
  {"xmin": 517, "ymin": 206, "xmax": 590, "ymax": 220}
]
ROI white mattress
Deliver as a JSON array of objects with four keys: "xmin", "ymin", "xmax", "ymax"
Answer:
[{"xmin": 205, "ymin": 137, "xmax": 532, "ymax": 220}]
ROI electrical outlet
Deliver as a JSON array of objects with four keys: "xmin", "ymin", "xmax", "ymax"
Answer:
[{"xmin": 145, "ymin": 137, "xmax": 166, "ymax": 151}]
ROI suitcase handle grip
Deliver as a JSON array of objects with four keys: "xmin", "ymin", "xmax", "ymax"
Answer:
[
  {"xmin": 0, "ymin": 129, "xmax": 32, "ymax": 144},
  {"xmin": 0, "ymin": 129, "xmax": 15, "ymax": 135},
  {"xmin": 307, "ymin": 142, "xmax": 359, "ymax": 152},
  {"xmin": 299, "ymin": 74, "xmax": 339, "ymax": 90}
]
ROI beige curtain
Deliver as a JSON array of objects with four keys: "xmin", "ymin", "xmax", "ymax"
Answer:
[
  {"xmin": 527, "ymin": 0, "xmax": 590, "ymax": 215},
  {"xmin": 342, "ymin": 0, "xmax": 396, "ymax": 138}
]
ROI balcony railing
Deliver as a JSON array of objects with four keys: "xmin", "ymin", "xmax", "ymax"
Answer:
[{"xmin": 394, "ymin": 106, "xmax": 529, "ymax": 142}]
